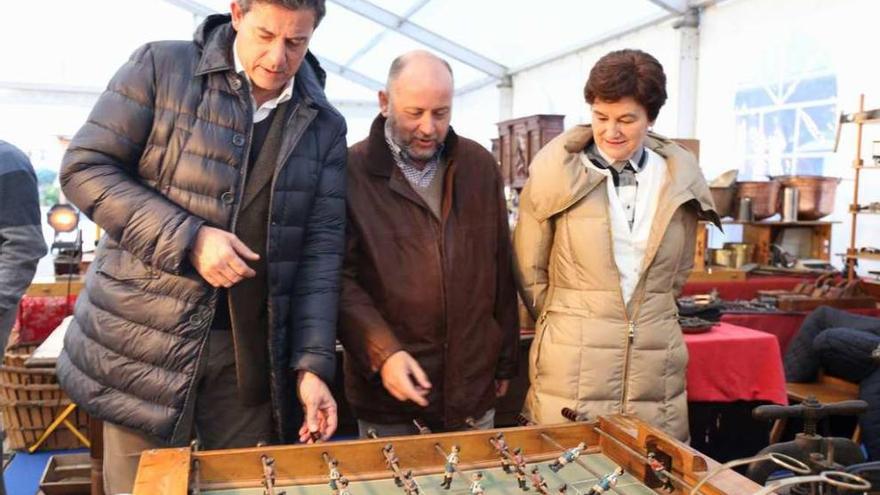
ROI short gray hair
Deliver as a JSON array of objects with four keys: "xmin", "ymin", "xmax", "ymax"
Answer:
[
  {"xmin": 387, "ymin": 52, "xmax": 454, "ymax": 89},
  {"xmin": 236, "ymin": 0, "xmax": 326, "ymax": 27}
]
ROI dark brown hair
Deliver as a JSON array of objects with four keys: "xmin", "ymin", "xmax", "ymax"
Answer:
[
  {"xmin": 584, "ymin": 49, "xmax": 667, "ymax": 121},
  {"xmin": 237, "ymin": 0, "xmax": 326, "ymax": 27}
]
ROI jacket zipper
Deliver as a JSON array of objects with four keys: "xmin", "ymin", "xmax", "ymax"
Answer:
[
  {"xmin": 264, "ymin": 99, "xmax": 315, "ymax": 439},
  {"xmin": 602, "ymin": 199, "xmax": 643, "ymax": 415}
]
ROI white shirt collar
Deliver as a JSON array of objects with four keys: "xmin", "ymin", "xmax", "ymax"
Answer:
[
  {"xmin": 233, "ymin": 37, "xmax": 295, "ymax": 123},
  {"xmin": 590, "ymin": 142, "xmax": 646, "ymax": 172}
]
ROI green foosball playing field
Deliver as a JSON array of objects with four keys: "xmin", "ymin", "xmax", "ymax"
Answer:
[{"xmin": 208, "ymin": 453, "xmax": 655, "ymax": 495}]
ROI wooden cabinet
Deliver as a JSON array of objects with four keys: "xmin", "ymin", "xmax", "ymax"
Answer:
[{"xmin": 496, "ymin": 114, "xmax": 564, "ymax": 188}]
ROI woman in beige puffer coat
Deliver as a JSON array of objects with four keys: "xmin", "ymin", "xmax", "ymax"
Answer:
[{"xmin": 514, "ymin": 49, "xmax": 719, "ymax": 441}]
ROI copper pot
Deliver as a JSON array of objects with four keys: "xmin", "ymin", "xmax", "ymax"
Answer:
[
  {"xmin": 710, "ymin": 186, "xmax": 736, "ymax": 219},
  {"xmin": 771, "ymin": 175, "xmax": 841, "ymax": 220},
  {"xmin": 736, "ymin": 181, "xmax": 781, "ymax": 220}
]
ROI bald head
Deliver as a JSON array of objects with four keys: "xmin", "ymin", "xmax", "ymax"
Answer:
[
  {"xmin": 379, "ymin": 50, "xmax": 454, "ymax": 165},
  {"xmin": 386, "ymin": 50, "xmax": 454, "ymax": 92}
]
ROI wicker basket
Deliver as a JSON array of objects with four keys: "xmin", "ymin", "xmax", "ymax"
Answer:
[{"xmin": 0, "ymin": 344, "xmax": 90, "ymax": 451}]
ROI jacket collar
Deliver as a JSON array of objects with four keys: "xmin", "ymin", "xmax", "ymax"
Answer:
[
  {"xmin": 527, "ymin": 125, "xmax": 720, "ymax": 226},
  {"xmin": 364, "ymin": 114, "xmax": 459, "ymax": 178},
  {"xmin": 192, "ymin": 14, "xmax": 333, "ymax": 112}
]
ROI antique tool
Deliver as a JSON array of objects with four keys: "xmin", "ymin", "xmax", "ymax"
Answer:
[
  {"xmin": 746, "ymin": 398, "xmax": 868, "ymax": 485},
  {"xmin": 751, "ymin": 471, "xmax": 869, "ymax": 495},
  {"xmin": 690, "ymin": 452, "xmax": 809, "ymax": 495}
]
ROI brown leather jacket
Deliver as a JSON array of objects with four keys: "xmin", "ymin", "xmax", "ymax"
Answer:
[{"xmin": 339, "ymin": 115, "xmax": 519, "ymax": 428}]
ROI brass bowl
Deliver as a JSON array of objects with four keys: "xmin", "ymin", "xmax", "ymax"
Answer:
[
  {"xmin": 736, "ymin": 181, "xmax": 781, "ymax": 220},
  {"xmin": 772, "ymin": 175, "xmax": 841, "ymax": 220}
]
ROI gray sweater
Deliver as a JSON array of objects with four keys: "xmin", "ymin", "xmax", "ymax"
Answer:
[{"xmin": 0, "ymin": 141, "xmax": 48, "ymax": 343}]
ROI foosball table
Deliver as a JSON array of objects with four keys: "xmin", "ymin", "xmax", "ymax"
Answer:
[{"xmin": 131, "ymin": 413, "xmax": 776, "ymax": 495}]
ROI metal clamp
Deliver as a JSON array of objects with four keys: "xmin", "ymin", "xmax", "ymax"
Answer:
[{"xmin": 690, "ymin": 453, "xmax": 810, "ymax": 495}]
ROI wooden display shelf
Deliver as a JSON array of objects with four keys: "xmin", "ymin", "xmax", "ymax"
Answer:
[
  {"xmin": 841, "ymin": 108, "xmax": 880, "ymax": 124},
  {"xmin": 741, "ymin": 222, "xmax": 833, "ymax": 265},
  {"xmin": 695, "ymin": 221, "xmax": 836, "ymax": 269},
  {"xmin": 847, "ymin": 252, "xmax": 880, "ymax": 261},
  {"xmin": 25, "ymin": 276, "xmax": 84, "ymax": 297},
  {"xmin": 686, "ymin": 269, "xmax": 747, "ymax": 283}
]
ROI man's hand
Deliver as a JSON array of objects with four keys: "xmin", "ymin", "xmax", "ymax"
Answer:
[
  {"xmin": 189, "ymin": 226, "xmax": 259, "ymax": 288},
  {"xmin": 379, "ymin": 350, "xmax": 432, "ymax": 407},
  {"xmin": 296, "ymin": 370, "xmax": 338, "ymax": 443},
  {"xmin": 495, "ymin": 379, "xmax": 510, "ymax": 398}
]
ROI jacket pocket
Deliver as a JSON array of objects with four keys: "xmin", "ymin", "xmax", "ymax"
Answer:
[
  {"xmin": 543, "ymin": 306, "xmax": 590, "ymax": 346},
  {"xmin": 96, "ymin": 249, "xmax": 160, "ymax": 281}
]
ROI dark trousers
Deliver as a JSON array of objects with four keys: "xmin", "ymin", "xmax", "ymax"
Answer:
[
  {"xmin": 784, "ymin": 306, "xmax": 880, "ymax": 382},
  {"xmin": 783, "ymin": 306, "xmax": 880, "ymax": 459},
  {"xmin": 102, "ymin": 330, "xmax": 273, "ymax": 494}
]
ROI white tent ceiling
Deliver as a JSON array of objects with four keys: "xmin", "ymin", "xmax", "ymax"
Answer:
[{"xmin": 168, "ymin": 0, "xmax": 723, "ymax": 100}]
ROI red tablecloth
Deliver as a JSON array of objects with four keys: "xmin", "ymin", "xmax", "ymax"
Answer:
[
  {"xmin": 14, "ymin": 295, "xmax": 76, "ymax": 343},
  {"xmin": 684, "ymin": 322, "xmax": 787, "ymax": 404},
  {"xmin": 682, "ymin": 276, "xmax": 808, "ymax": 300},
  {"xmin": 721, "ymin": 308, "xmax": 880, "ymax": 356}
]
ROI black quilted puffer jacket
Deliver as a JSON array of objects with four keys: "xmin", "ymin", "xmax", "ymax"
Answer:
[{"xmin": 57, "ymin": 14, "xmax": 346, "ymax": 445}]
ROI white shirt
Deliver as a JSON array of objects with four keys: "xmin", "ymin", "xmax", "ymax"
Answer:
[
  {"xmin": 233, "ymin": 38, "xmax": 295, "ymax": 123},
  {"xmin": 581, "ymin": 148, "xmax": 668, "ymax": 304}
]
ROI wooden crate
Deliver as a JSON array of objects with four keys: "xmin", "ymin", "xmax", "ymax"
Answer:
[
  {"xmin": 40, "ymin": 452, "xmax": 92, "ymax": 495},
  {"xmin": 496, "ymin": 114, "xmax": 564, "ymax": 188},
  {"xmin": 0, "ymin": 344, "xmax": 89, "ymax": 451}
]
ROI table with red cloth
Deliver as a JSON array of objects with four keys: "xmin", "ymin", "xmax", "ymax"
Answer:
[
  {"xmin": 721, "ymin": 308, "xmax": 880, "ymax": 357},
  {"xmin": 684, "ymin": 322, "xmax": 788, "ymax": 405},
  {"xmin": 13, "ymin": 294, "xmax": 76, "ymax": 344},
  {"xmin": 681, "ymin": 275, "xmax": 808, "ymax": 300}
]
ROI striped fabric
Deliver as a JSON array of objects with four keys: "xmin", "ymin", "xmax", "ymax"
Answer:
[{"xmin": 584, "ymin": 142, "xmax": 647, "ymax": 229}]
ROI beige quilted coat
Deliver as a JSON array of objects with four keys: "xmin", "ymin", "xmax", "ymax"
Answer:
[{"xmin": 514, "ymin": 125, "xmax": 719, "ymax": 441}]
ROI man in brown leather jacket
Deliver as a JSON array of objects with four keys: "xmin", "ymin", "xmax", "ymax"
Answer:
[{"xmin": 338, "ymin": 50, "xmax": 519, "ymax": 436}]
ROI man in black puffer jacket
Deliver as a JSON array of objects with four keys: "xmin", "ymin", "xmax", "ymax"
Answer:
[{"xmin": 57, "ymin": 1, "xmax": 345, "ymax": 491}]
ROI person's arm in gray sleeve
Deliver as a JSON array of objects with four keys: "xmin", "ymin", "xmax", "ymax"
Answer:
[{"xmin": 0, "ymin": 142, "xmax": 48, "ymax": 323}]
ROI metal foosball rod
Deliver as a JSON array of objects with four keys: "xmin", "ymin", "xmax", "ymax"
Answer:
[
  {"xmin": 260, "ymin": 454, "xmax": 285, "ymax": 495},
  {"xmin": 413, "ymin": 418, "xmax": 432, "ymax": 435},
  {"xmin": 189, "ymin": 440, "xmax": 201, "ymax": 495}
]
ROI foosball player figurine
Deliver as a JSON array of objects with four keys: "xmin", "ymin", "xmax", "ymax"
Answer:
[
  {"xmin": 514, "ymin": 464, "xmax": 529, "ymax": 491},
  {"xmin": 383, "ymin": 444, "xmax": 404, "ymax": 487},
  {"xmin": 337, "ymin": 477, "xmax": 351, "ymax": 495},
  {"xmin": 470, "ymin": 472, "xmax": 485, "ymax": 495},
  {"xmin": 501, "ymin": 453, "xmax": 513, "ymax": 473},
  {"xmin": 647, "ymin": 453, "xmax": 673, "ymax": 491},
  {"xmin": 328, "ymin": 459, "xmax": 342, "ymax": 494},
  {"xmin": 557, "ymin": 484, "xmax": 568, "ymax": 494},
  {"xmin": 491, "ymin": 433, "xmax": 512, "ymax": 473},
  {"xmin": 586, "ymin": 466, "xmax": 624, "ymax": 495},
  {"xmin": 530, "ymin": 467, "xmax": 550, "ymax": 495},
  {"xmin": 549, "ymin": 442, "xmax": 586, "ymax": 472},
  {"xmin": 402, "ymin": 470, "xmax": 421, "ymax": 495},
  {"xmin": 440, "ymin": 445, "xmax": 460, "ymax": 490},
  {"xmin": 493, "ymin": 432, "xmax": 510, "ymax": 453},
  {"xmin": 511, "ymin": 447, "xmax": 529, "ymax": 491}
]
